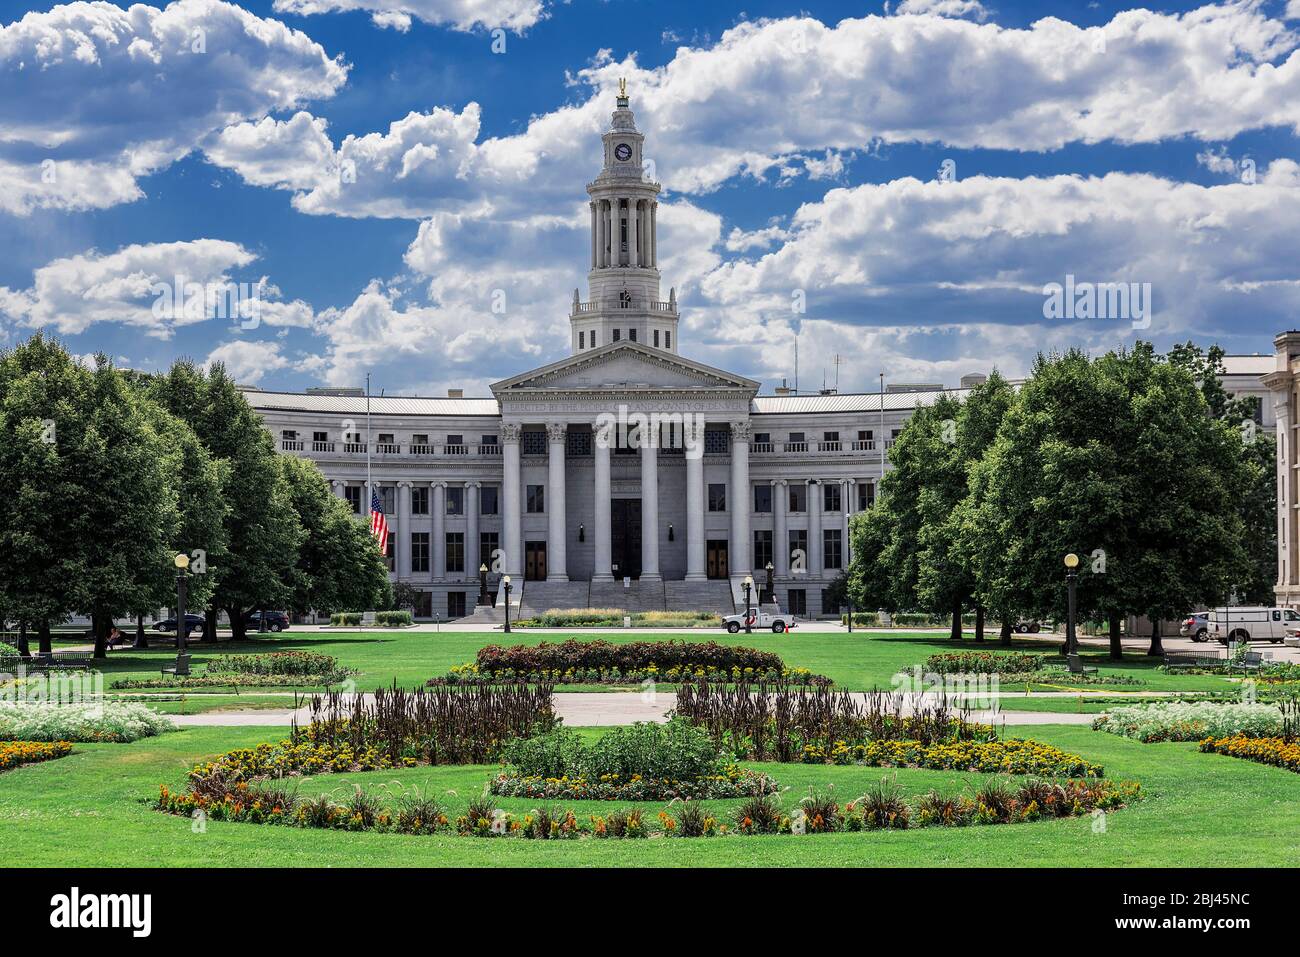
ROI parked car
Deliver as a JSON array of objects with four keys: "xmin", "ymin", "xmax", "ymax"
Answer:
[
  {"xmin": 244, "ymin": 610, "xmax": 291, "ymax": 633},
  {"xmin": 722, "ymin": 609, "xmax": 797, "ymax": 634},
  {"xmin": 1014, "ymin": 619, "xmax": 1041, "ymax": 634},
  {"xmin": 153, "ymin": 613, "xmax": 205, "ymax": 634},
  {"xmin": 1208, "ymin": 607, "xmax": 1299, "ymax": 645},
  {"xmin": 1180, "ymin": 612, "xmax": 1210, "ymax": 642}
]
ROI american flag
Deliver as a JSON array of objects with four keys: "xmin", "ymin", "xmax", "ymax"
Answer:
[{"xmin": 369, "ymin": 489, "xmax": 389, "ymax": 554}]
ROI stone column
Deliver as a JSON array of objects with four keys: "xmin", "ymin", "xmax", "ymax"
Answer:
[
  {"xmin": 640, "ymin": 420, "xmax": 661, "ymax": 581},
  {"xmin": 589, "ymin": 202, "xmax": 597, "ymax": 269},
  {"xmin": 546, "ymin": 423, "xmax": 569, "ymax": 581},
  {"xmin": 501, "ymin": 423, "xmax": 522, "ymax": 577},
  {"xmin": 397, "ymin": 481, "xmax": 412, "ymax": 578},
  {"xmin": 842, "ymin": 478, "xmax": 855, "ymax": 565},
  {"xmin": 593, "ymin": 420, "xmax": 613, "ymax": 582},
  {"xmin": 330, "ymin": 479, "xmax": 346, "ymax": 500},
  {"xmin": 730, "ymin": 421, "xmax": 751, "ymax": 576},
  {"xmin": 773, "ymin": 479, "xmax": 789, "ymax": 577},
  {"xmin": 432, "ymin": 482, "xmax": 446, "ymax": 581},
  {"xmin": 808, "ymin": 479, "xmax": 823, "ymax": 577},
  {"xmin": 361, "ymin": 480, "xmax": 371, "ymax": 517},
  {"xmin": 684, "ymin": 420, "xmax": 706, "ymax": 581},
  {"xmin": 466, "ymin": 480, "xmax": 480, "ymax": 580},
  {"xmin": 628, "ymin": 198, "xmax": 639, "ymax": 268},
  {"xmin": 650, "ymin": 202, "xmax": 657, "ymax": 267}
]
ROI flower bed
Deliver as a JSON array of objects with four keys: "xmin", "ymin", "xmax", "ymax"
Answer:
[
  {"xmin": 112, "ymin": 651, "xmax": 355, "ymax": 690},
  {"xmin": 0, "ymin": 701, "xmax": 174, "ymax": 743},
  {"xmin": 924, "ymin": 652, "xmax": 1045, "ymax": 675},
  {"xmin": 474, "ymin": 639, "xmax": 786, "ymax": 677},
  {"xmin": 1199, "ymin": 735, "xmax": 1300, "ymax": 773},
  {"xmin": 155, "ymin": 776, "xmax": 1138, "ymax": 839},
  {"xmin": 809, "ymin": 738, "xmax": 1103, "ymax": 777},
  {"xmin": 0, "ymin": 740, "xmax": 73, "ymax": 772},
  {"xmin": 489, "ymin": 720, "xmax": 779, "ymax": 800},
  {"xmin": 434, "ymin": 662, "xmax": 829, "ymax": 687},
  {"xmin": 1093, "ymin": 702, "xmax": 1284, "ymax": 742},
  {"xmin": 513, "ymin": 609, "xmax": 722, "ymax": 629}
]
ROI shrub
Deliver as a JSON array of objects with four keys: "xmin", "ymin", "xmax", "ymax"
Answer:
[
  {"xmin": 0, "ymin": 701, "xmax": 174, "ymax": 743},
  {"xmin": 330, "ymin": 612, "xmax": 362, "ymax": 626},
  {"xmin": 206, "ymin": 651, "xmax": 345, "ymax": 678},
  {"xmin": 376, "ymin": 611, "xmax": 413, "ymax": 626},
  {"xmin": 735, "ymin": 793, "xmax": 783, "ymax": 834},
  {"xmin": 1093, "ymin": 702, "xmax": 1283, "ymax": 742},
  {"xmin": 0, "ymin": 740, "xmax": 73, "ymax": 772},
  {"xmin": 840, "ymin": 612, "xmax": 880, "ymax": 626},
  {"xmin": 0, "ymin": 642, "xmax": 20, "ymax": 657},
  {"xmin": 475, "ymin": 639, "xmax": 785, "ymax": 676},
  {"xmin": 435, "ymin": 661, "xmax": 828, "ymax": 687},
  {"xmin": 892, "ymin": 613, "xmax": 937, "ymax": 626}
]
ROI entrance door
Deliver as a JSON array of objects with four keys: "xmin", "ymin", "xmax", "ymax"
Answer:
[
  {"xmin": 610, "ymin": 499, "xmax": 642, "ymax": 579},
  {"xmin": 706, "ymin": 540, "xmax": 729, "ymax": 579},
  {"xmin": 524, "ymin": 541, "xmax": 547, "ymax": 581}
]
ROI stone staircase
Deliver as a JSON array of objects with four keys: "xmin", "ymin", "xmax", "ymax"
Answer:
[
  {"xmin": 664, "ymin": 580, "xmax": 735, "ymax": 616},
  {"xmin": 517, "ymin": 580, "xmax": 591, "ymax": 618},
  {"xmin": 588, "ymin": 579, "xmax": 668, "ymax": 613}
]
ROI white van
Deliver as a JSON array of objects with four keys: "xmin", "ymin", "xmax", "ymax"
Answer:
[{"xmin": 1207, "ymin": 607, "xmax": 1298, "ymax": 645}]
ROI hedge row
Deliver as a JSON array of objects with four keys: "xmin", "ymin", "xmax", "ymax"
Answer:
[{"xmin": 330, "ymin": 611, "xmax": 413, "ymax": 627}]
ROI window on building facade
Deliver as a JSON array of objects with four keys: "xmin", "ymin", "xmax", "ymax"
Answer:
[
  {"xmin": 446, "ymin": 533, "xmax": 465, "ymax": 573},
  {"xmin": 823, "ymin": 431, "xmax": 840, "ymax": 443},
  {"xmin": 821, "ymin": 588, "xmax": 839, "ymax": 615},
  {"xmin": 858, "ymin": 429, "xmax": 873, "ymax": 441},
  {"xmin": 788, "ymin": 483, "xmax": 807, "ymax": 513},
  {"xmin": 653, "ymin": 329, "xmax": 660, "ymax": 347},
  {"xmin": 447, "ymin": 434, "xmax": 464, "ymax": 448},
  {"xmin": 481, "ymin": 434, "xmax": 498, "ymax": 448},
  {"xmin": 579, "ymin": 331, "xmax": 585, "ymax": 349},
  {"xmin": 522, "ymin": 430, "xmax": 547, "ymax": 455},
  {"xmin": 787, "ymin": 588, "xmax": 807, "ymax": 616},
  {"xmin": 629, "ymin": 328, "xmax": 637, "ymax": 343},
  {"xmin": 345, "ymin": 485, "xmax": 362, "ymax": 514},
  {"xmin": 708, "ymin": 483, "xmax": 727, "ymax": 512},
  {"xmin": 378, "ymin": 432, "xmax": 395, "ymax": 445},
  {"xmin": 789, "ymin": 529, "xmax": 808, "ymax": 570},
  {"xmin": 790, "ymin": 431, "xmax": 806, "ymax": 443},
  {"xmin": 480, "ymin": 486, "xmax": 499, "ymax": 515},
  {"xmin": 480, "ymin": 532, "xmax": 499, "ymax": 568},
  {"xmin": 591, "ymin": 331, "xmax": 598, "ymax": 347},
  {"xmin": 754, "ymin": 484, "xmax": 772, "ymax": 513},
  {"xmin": 613, "ymin": 329, "xmax": 621, "ymax": 342},
  {"xmin": 414, "ymin": 591, "xmax": 433, "ymax": 619},
  {"xmin": 527, "ymin": 485, "xmax": 545, "ymax": 513},
  {"xmin": 567, "ymin": 429, "xmax": 592, "ymax": 457},
  {"xmin": 379, "ymin": 486, "xmax": 395, "ymax": 514},
  {"xmin": 313, "ymin": 431, "xmax": 327, "ymax": 444},
  {"xmin": 891, "ymin": 429, "xmax": 901, "ymax": 439},
  {"xmin": 412, "ymin": 433, "xmax": 429, "ymax": 447},
  {"xmin": 446, "ymin": 486, "xmax": 464, "ymax": 515},
  {"xmin": 754, "ymin": 530, "xmax": 773, "ymax": 570},
  {"xmin": 858, "ymin": 482, "xmax": 875, "ymax": 511},
  {"xmin": 704, "ymin": 428, "xmax": 730, "ymax": 454},
  {"xmin": 385, "ymin": 536, "xmax": 395, "ymax": 572},
  {"xmin": 447, "ymin": 592, "xmax": 467, "ymax": 618},
  {"xmin": 754, "ymin": 432, "xmax": 770, "ymax": 445},
  {"xmin": 823, "ymin": 483, "xmax": 841, "ymax": 512},
  {"xmin": 665, "ymin": 331, "xmax": 671, "ymax": 350},
  {"xmin": 823, "ymin": 529, "xmax": 842, "ymax": 570},
  {"xmin": 411, "ymin": 533, "xmax": 430, "ymax": 573},
  {"xmin": 411, "ymin": 486, "xmax": 429, "ymax": 515}
]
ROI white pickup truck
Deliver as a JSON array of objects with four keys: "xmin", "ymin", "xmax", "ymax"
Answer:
[
  {"xmin": 1208, "ymin": 607, "xmax": 1298, "ymax": 645},
  {"xmin": 722, "ymin": 610, "xmax": 797, "ymax": 634}
]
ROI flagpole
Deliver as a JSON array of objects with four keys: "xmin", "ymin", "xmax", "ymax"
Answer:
[{"xmin": 366, "ymin": 372, "xmax": 372, "ymax": 506}]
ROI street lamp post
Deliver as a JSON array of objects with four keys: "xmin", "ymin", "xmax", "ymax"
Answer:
[
  {"xmin": 847, "ymin": 586, "xmax": 854, "ymax": 634},
  {"xmin": 173, "ymin": 552, "xmax": 191, "ymax": 677},
  {"xmin": 742, "ymin": 574, "xmax": 754, "ymax": 634},
  {"xmin": 765, "ymin": 561, "xmax": 774, "ymax": 607},
  {"xmin": 1064, "ymin": 552, "xmax": 1080, "ymax": 662},
  {"xmin": 478, "ymin": 563, "xmax": 489, "ymax": 607},
  {"xmin": 502, "ymin": 575, "xmax": 513, "ymax": 634}
]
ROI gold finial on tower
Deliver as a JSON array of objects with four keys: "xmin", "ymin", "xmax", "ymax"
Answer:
[{"xmin": 618, "ymin": 76, "xmax": 627, "ymax": 99}]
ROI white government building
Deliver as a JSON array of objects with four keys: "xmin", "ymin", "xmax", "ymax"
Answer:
[{"xmin": 245, "ymin": 88, "xmax": 1279, "ymax": 622}]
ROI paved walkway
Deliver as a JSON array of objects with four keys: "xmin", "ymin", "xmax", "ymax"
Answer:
[{"xmin": 166, "ymin": 691, "xmax": 1100, "ymax": 728}]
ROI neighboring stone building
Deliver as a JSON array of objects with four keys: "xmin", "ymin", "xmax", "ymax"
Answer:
[{"xmin": 247, "ymin": 89, "xmax": 1280, "ymax": 620}]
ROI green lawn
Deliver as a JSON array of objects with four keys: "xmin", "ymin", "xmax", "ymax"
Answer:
[
  {"xmin": 3, "ymin": 721, "xmax": 1297, "ymax": 866},
  {"xmin": 58, "ymin": 629, "xmax": 1245, "ymax": 695}
]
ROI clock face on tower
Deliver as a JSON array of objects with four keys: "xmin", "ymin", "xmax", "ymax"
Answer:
[{"xmin": 614, "ymin": 143, "xmax": 632, "ymax": 162}]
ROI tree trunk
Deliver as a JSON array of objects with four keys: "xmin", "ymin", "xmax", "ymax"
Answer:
[
  {"xmin": 134, "ymin": 612, "xmax": 149, "ymax": 649},
  {"xmin": 974, "ymin": 605, "xmax": 986, "ymax": 642},
  {"xmin": 999, "ymin": 618, "xmax": 1012, "ymax": 646},
  {"xmin": 227, "ymin": 607, "xmax": 247, "ymax": 643},
  {"xmin": 202, "ymin": 607, "xmax": 218, "ymax": 643},
  {"xmin": 16, "ymin": 621, "xmax": 30, "ymax": 658},
  {"xmin": 950, "ymin": 598, "xmax": 962, "ymax": 641},
  {"xmin": 1146, "ymin": 614, "xmax": 1164, "ymax": 657},
  {"xmin": 1108, "ymin": 612, "xmax": 1123, "ymax": 661},
  {"xmin": 91, "ymin": 612, "xmax": 108, "ymax": 659},
  {"xmin": 38, "ymin": 621, "xmax": 52, "ymax": 657}
]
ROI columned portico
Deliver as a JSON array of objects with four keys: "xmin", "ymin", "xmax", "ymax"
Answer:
[
  {"xmin": 773, "ymin": 479, "xmax": 789, "ymax": 576},
  {"xmin": 431, "ymin": 481, "xmax": 446, "ymax": 580},
  {"xmin": 397, "ymin": 481, "xmax": 411, "ymax": 577},
  {"xmin": 465, "ymin": 480, "xmax": 480, "ymax": 576},
  {"xmin": 547, "ymin": 423, "xmax": 569, "ymax": 580},
  {"xmin": 640, "ymin": 422, "xmax": 661, "ymax": 581},
  {"xmin": 808, "ymin": 478, "xmax": 823, "ymax": 575},
  {"xmin": 684, "ymin": 421, "xmax": 706, "ymax": 580},
  {"xmin": 501, "ymin": 423, "xmax": 522, "ymax": 577},
  {"xmin": 730, "ymin": 420, "xmax": 751, "ymax": 577}
]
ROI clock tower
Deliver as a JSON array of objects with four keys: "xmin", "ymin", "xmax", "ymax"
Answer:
[{"xmin": 572, "ymin": 82, "xmax": 678, "ymax": 354}]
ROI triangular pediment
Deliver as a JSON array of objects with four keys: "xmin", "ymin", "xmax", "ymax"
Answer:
[{"xmin": 491, "ymin": 342, "xmax": 759, "ymax": 395}]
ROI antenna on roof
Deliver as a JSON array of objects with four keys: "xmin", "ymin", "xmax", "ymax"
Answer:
[{"xmin": 794, "ymin": 337, "xmax": 799, "ymax": 394}]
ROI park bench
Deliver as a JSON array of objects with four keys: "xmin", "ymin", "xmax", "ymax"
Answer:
[
  {"xmin": 0, "ymin": 651, "xmax": 94, "ymax": 671},
  {"xmin": 1163, "ymin": 651, "xmax": 1222, "ymax": 670},
  {"xmin": 1065, "ymin": 655, "xmax": 1098, "ymax": 677}
]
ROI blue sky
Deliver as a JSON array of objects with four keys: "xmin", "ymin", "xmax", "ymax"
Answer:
[{"xmin": 2, "ymin": 0, "xmax": 1299, "ymax": 396}]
